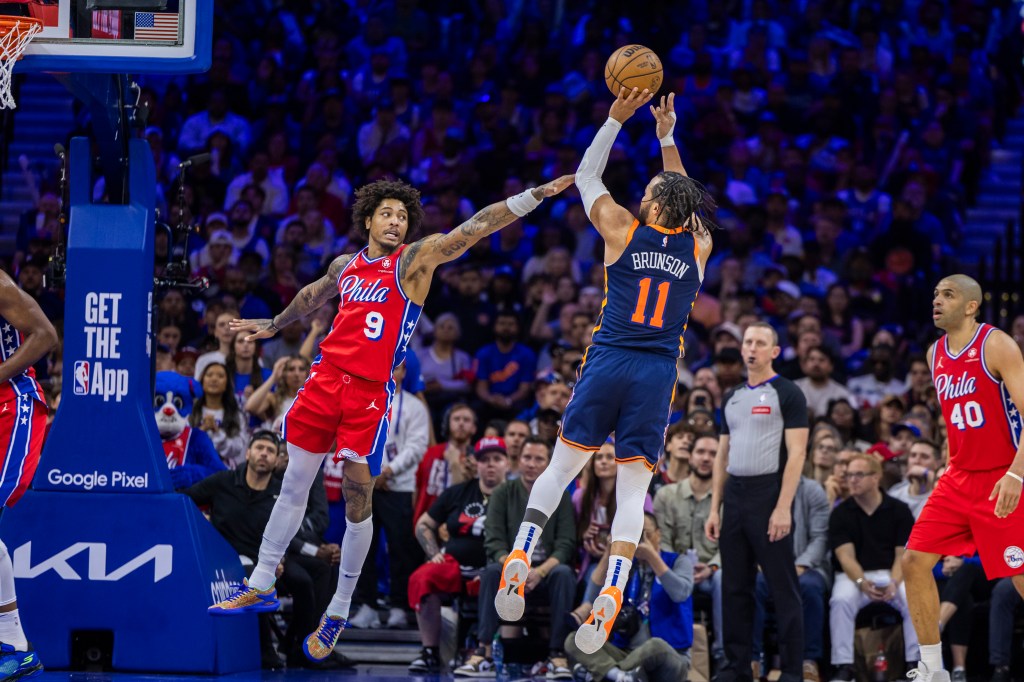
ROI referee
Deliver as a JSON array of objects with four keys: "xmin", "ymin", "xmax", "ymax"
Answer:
[{"xmin": 705, "ymin": 322, "xmax": 809, "ymax": 682}]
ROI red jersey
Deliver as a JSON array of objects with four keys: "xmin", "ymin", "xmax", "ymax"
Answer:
[
  {"xmin": 317, "ymin": 245, "xmax": 422, "ymax": 382},
  {"xmin": 0, "ymin": 314, "xmax": 45, "ymax": 404},
  {"xmin": 933, "ymin": 323, "xmax": 1022, "ymax": 471}
]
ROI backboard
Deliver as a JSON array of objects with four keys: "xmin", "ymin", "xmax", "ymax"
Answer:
[{"xmin": 4, "ymin": 0, "xmax": 210, "ymax": 73}]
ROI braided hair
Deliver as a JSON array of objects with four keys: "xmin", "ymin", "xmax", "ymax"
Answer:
[{"xmin": 649, "ymin": 171, "xmax": 719, "ymax": 235}]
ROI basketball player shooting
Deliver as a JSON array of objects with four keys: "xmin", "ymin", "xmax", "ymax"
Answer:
[
  {"xmin": 0, "ymin": 270, "xmax": 57, "ymax": 680},
  {"xmin": 496, "ymin": 87, "xmax": 717, "ymax": 655},
  {"xmin": 209, "ymin": 175, "xmax": 573, "ymax": 663},
  {"xmin": 900, "ymin": 274, "xmax": 1024, "ymax": 682}
]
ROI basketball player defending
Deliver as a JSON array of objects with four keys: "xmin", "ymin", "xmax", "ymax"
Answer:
[
  {"xmin": 496, "ymin": 88, "xmax": 716, "ymax": 654},
  {"xmin": 0, "ymin": 270, "xmax": 57, "ymax": 681},
  {"xmin": 210, "ymin": 175, "xmax": 573, "ymax": 662},
  {"xmin": 901, "ymin": 275, "xmax": 1024, "ymax": 682}
]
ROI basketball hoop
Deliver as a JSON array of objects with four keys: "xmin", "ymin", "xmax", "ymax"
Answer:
[{"xmin": 0, "ymin": 16, "xmax": 42, "ymax": 110}]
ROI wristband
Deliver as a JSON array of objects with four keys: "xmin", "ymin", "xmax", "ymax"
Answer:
[
  {"xmin": 506, "ymin": 189, "xmax": 542, "ymax": 217},
  {"xmin": 1006, "ymin": 471, "xmax": 1024, "ymax": 484},
  {"xmin": 658, "ymin": 111, "xmax": 677, "ymax": 147}
]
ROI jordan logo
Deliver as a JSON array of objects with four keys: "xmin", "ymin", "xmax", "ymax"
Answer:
[
  {"xmin": 367, "ymin": 400, "xmax": 380, "ymax": 411},
  {"xmin": 937, "ymin": 358, "xmax": 944, "ymax": 369},
  {"xmin": 1, "ymin": 403, "xmax": 7, "ymax": 413}
]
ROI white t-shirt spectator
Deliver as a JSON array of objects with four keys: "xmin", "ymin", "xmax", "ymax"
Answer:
[{"xmin": 795, "ymin": 377, "xmax": 857, "ymax": 418}]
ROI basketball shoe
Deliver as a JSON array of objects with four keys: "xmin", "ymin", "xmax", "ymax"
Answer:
[
  {"xmin": 494, "ymin": 549, "xmax": 530, "ymax": 621},
  {"xmin": 0, "ymin": 643, "xmax": 42, "ymax": 681},
  {"xmin": 574, "ymin": 586, "xmax": 623, "ymax": 655},
  {"xmin": 303, "ymin": 614, "xmax": 348, "ymax": 662},
  {"xmin": 207, "ymin": 579, "xmax": 279, "ymax": 614}
]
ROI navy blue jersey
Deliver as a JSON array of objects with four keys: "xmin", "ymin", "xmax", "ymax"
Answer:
[{"xmin": 591, "ymin": 221, "xmax": 704, "ymax": 358}]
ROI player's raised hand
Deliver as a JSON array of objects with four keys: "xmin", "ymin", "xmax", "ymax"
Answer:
[
  {"xmin": 609, "ymin": 87, "xmax": 654, "ymax": 124},
  {"xmin": 530, "ymin": 174, "xmax": 575, "ymax": 200},
  {"xmin": 650, "ymin": 92, "xmax": 677, "ymax": 139},
  {"xmin": 990, "ymin": 472, "xmax": 1022, "ymax": 518},
  {"xmin": 230, "ymin": 318, "xmax": 278, "ymax": 342}
]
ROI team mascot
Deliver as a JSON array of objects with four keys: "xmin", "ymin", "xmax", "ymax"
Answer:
[{"xmin": 155, "ymin": 371, "xmax": 225, "ymax": 489}]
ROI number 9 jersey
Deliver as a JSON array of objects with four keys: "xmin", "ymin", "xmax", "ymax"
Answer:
[
  {"xmin": 932, "ymin": 323, "xmax": 1022, "ymax": 471},
  {"xmin": 592, "ymin": 221, "xmax": 703, "ymax": 358},
  {"xmin": 317, "ymin": 245, "xmax": 422, "ymax": 382}
]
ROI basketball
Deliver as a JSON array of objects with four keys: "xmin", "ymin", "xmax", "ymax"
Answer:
[{"xmin": 604, "ymin": 44, "xmax": 663, "ymax": 96}]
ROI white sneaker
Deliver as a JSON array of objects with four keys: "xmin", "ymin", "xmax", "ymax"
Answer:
[
  {"xmin": 907, "ymin": 663, "xmax": 951, "ymax": 682},
  {"xmin": 386, "ymin": 606, "xmax": 408, "ymax": 629},
  {"xmin": 348, "ymin": 603, "xmax": 381, "ymax": 629}
]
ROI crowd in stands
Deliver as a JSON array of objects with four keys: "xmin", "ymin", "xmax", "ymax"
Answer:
[{"xmin": 9, "ymin": 0, "xmax": 1024, "ymax": 678}]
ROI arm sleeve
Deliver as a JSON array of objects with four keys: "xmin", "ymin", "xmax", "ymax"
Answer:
[
  {"xmin": 658, "ymin": 552, "xmax": 695, "ymax": 603},
  {"xmin": 576, "ymin": 118, "xmax": 622, "ymax": 215},
  {"xmin": 795, "ymin": 481, "xmax": 830, "ymax": 570},
  {"xmin": 291, "ymin": 471, "xmax": 330, "ymax": 552},
  {"xmin": 550, "ymin": 491, "xmax": 579, "ymax": 566},
  {"xmin": 389, "ymin": 395, "xmax": 430, "ymax": 475},
  {"xmin": 779, "ymin": 380, "xmax": 810, "ymax": 428}
]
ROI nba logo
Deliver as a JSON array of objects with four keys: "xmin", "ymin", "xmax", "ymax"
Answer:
[{"xmin": 73, "ymin": 361, "xmax": 90, "ymax": 395}]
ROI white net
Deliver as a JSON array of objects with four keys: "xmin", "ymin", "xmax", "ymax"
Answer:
[{"xmin": 0, "ymin": 18, "xmax": 42, "ymax": 110}]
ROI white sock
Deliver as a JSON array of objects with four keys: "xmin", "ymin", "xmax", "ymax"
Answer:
[
  {"xmin": 327, "ymin": 515, "xmax": 374, "ymax": 619},
  {"xmin": 952, "ymin": 667, "xmax": 964, "ymax": 673},
  {"xmin": 249, "ymin": 444, "xmax": 327, "ymax": 591},
  {"xmin": 920, "ymin": 643, "xmax": 943, "ymax": 671},
  {"xmin": 0, "ymin": 610, "xmax": 27, "ymax": 651},
  {"xmin": 602, "ymin": 556, "xmax": 632, "ymax": 590},
  {"xmin": 607, "ymin": 666, "xmax": 624, "ymax": 681},
  {"xmin": 513, "ymin": 523, "xmax": 543, "ymax": 562}
]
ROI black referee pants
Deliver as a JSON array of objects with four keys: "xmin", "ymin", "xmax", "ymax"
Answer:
[{"xmin": 720, "ymin": 474, "xmax": 803, "ymax": 682}]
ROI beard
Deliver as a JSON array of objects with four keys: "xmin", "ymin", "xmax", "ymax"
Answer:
[
  {"xmin": 692, "ymin": 467, "xmax": 713, "ymax": 481},
  {"xmin": 638, "ymin": 203, "xmax": 650, "ymax": 225}
]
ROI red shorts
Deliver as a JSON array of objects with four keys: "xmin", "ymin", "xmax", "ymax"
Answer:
[
  {"xmin": 907, "ymin": 465, "xmax": 1024, "ymax": 578},
  {"xmin": 282, "ymin": 359, "xmax": 392, "ymax": 476},
  {"xmin": 0, "ymin": 396, "xmax": 47, "ymax": 508},
  {"xmin": 407, "ymin": 554, "xmax": 478, "ymax": 610}
]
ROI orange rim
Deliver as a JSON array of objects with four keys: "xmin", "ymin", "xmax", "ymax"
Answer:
[{"xmin": 0, "ymin": 16, "xmax": 43, "ymax": 62}]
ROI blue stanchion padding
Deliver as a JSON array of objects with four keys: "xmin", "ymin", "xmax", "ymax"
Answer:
[{"xmin": 1, "ymin": 492, "xmax": 258, "ymax": 673}]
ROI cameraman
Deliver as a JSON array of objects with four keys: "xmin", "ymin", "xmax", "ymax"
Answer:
[{"xmin": 566, "ymin": 513, "xmax": 693, "ymax": 682}]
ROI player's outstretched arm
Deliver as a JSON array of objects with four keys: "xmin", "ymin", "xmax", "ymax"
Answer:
[
  {"xmin": 0, "ymin": 271, "xmax": 57, "ymax": 384},
  {"xmin": 651, "ymin": 93, "xmax": 687, "ymax": 177},
  {"xmin": 230, "ymin": 253, "xmax": 355, "ymax": 341},
  {"xmin": 399, "ymin": 175, "xmax": 574, "ymax": 281},
  {"xmin": 985, "ymin": 330, "xmax": 1024, "ymax": 517},
  {"xmin": 578, "ymin": 87, "xmax": 653, "ymax": 259}
]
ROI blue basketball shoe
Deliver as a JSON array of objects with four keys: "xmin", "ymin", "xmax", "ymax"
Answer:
[
  {"xmin": 208, "ymin": 579, "xmax": 279, "ymax": 615},
  {"xmin": 0, "ymin": 643, "xmax": 42, "ymax": 681}
]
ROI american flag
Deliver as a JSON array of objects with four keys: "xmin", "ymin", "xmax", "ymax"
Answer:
[{"xmin": 134, "ymin": 12, "xmax": 179, "ymax": 41}]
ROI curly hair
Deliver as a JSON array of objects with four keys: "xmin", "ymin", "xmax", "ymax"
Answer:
[
  {"xmin": 351, "ymin": 178, "xmax": 425, "ymax": 237},
  {"xmin": 651, "ymin": 171, "xmax": 720, "ymax": 235}
]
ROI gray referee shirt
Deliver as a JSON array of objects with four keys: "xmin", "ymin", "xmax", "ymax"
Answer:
[{"xmin": 721, "ymin": 375, "xmax": 809, "ymax": 476}]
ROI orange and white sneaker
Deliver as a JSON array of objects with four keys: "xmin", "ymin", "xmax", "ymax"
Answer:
[
  {"xmin": 494, "ymin": 549, "xmax": 530, "ymax": 622},
  {"xmin": 207, "ymin": 579, "xmax": 279, "ymax": 615},
  {"xmin": 574, "ymin": 586, "xmax": 623, "ymax": 654},
  {"xmin": 303, "ymin": 614, "xmax": 348, "ymax": 662}
]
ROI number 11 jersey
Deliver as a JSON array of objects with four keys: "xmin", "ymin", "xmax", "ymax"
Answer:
[
  {"xmin": 932, "ymin": 323, "xmax": 1022, "ymax": 471},
  {"xmin": 592, "ymin": 221, "xmax": 703, "ymax": 358}
]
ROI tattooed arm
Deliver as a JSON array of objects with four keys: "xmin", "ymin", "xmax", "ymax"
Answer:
[
  {"xmin": 415, "ymin": 511, "xmax": 446, "ymax": 563},
  {"xmin": 397, "ymin": 175, "xmax": 574, "ymax": 302},
  {"xmin": 230, "ymin": 253, "xmax": 354, "ymax": 341}
]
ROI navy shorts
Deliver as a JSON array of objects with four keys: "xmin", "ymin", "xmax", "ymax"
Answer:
[{"xmin": 559, "ymin": 345, "xmax": 677, "ymax": 471}]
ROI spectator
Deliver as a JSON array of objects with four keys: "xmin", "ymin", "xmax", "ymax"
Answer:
[
  {"xmin": 988, "ymin": 578, "xmax": 1022, "ymax": 682},
  {"xmin": 413, "ymin": 403, "xmax": 478, "ymax": 524},
  {"xmin": 224, "ymin": 151, "xmax": 289, "ymax": 216},
  {"xmin": 190, "ymin": 224, "xmax": 238, "ymax": 280},
  {"xmin": 567, "ymin": 512, "xmax": 694, "ymax": 682},
  {"xmin": 654, "ymin": 421, "xmax": 697, "ymax": 491},
  {"xmin": 259, "ymin": 320, "xmax": 306, "ymax": 368},
  {"xmin": 870, "ymin": 393, "xmax": 908, "ymax": 444},
  {"xmin": 469, "ymin": 437, "xmax": 576, "ymax": 678},
  {"xmin": 654, "ymin": 434, "xmax": 724, "ymax": 663},
  {"xmin": 503, "ymin": 418, "xmax": 531, "ymax": 478},
  {"xmin": 406, "ymin": 437, "xmax": 509, "ymax": 674},
  {"xmin": 244, "ymin": 354, "xmax": 310, "ymax": 431},
  {"xmin": 825, "ymin": 398, "xmax": 872, "ymax": 451},
  {"xmin": 420, "ymin": 312, "xmax": 474, "ymax": 411},
  {"xmin": 191, "ymin": 362, "xmax": 248, "ymax": 467},
  {"xmin": 822, "ymin": 284, "xmax": 865, "ymax": 361},
  {"xmin": 178, "ymin": 88, "xmax": 251, "ymax": 155},
  {"xmin": 887, "ymin": 438, "xmax": 942, "ymax": 519},
  {"xmin": 16, "ymin": 257, "xmax": 62, "ymax": 322},
  {"xmin": 474, "ymin": 312, "xmax": 537, "ymax": 422},
  {"xmin": 847, "ymin": 345, "xmax": 907, "ymax": 409},
  {"xmin": 350, "ymin": 362, "xmax": 431, "ymax": 630},
  {"xmin": 194, "ymin": 311, "xmax": 238, "ymax": 380},
  {"xmin": 221, "ymin": 265, "xmax": 273, "ymax": 322},
  {"xmin": 827, "ymin": 454, "xmax": 919, "ymax": 682},
  {"xmin": 795, "ymin": 346, "xmax": 855, "ymax": 418}
]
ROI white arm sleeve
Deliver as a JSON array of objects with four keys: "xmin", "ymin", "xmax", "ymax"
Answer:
[{"xmin": 576, "ymin": 117, "xmax": 622, "ymax": 217}]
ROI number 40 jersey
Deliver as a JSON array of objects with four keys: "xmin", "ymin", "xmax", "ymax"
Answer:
[
  {"xmin": 592, "ymin": 220, "xmax": 704, "ymax": 358},
  {"xmin": 317, "ymin": 245, "xmax": 422, "ymax": 382},
  {"xmin": 932, "ymin": 323, "xmax": 1022, "ymax": 471}
]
